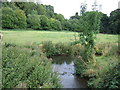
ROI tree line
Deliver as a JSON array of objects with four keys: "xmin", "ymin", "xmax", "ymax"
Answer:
[{"xmin": 1, "ymin": 1, "xmax": 119, "ymax": 34}]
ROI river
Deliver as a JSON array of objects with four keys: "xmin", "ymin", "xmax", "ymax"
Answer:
[{"xmin": 52, "ymin": 56, "xmax": 88, "ymax": 88}]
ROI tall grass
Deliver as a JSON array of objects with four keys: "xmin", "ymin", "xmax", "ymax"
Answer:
[
  {"xmin": 2, "ymin": 43, "xmax": 61, "ymax": 88},
  {"xmin": 75, "ymin": 42, "xmax": 120, "ymax": 88}
]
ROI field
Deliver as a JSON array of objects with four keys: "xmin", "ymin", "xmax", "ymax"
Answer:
[{"xmin": 1, "ymin": 30, "xmax": 118, "ymax": 45}]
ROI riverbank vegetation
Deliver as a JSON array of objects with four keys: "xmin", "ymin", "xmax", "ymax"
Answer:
[
  {"xmin": 2, "ymin": 43, "xmax": 61, "ymax": 88},
  {"xmin": 1, "ymin": 0, "xmax": 119, "ymax": 89},
  {"xmin": 1, "ymin": 30, "xmax": 119, "ymax": 88}
]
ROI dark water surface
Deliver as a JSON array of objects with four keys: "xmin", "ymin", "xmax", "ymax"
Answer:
[{"xmin": 52, "ymin": 56, "xmax": 88, "ymax": 88}]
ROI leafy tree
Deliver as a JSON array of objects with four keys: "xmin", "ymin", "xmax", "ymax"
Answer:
[
  {"xmin": 100, "ymin": 13, "xmax": 109, "ymax": 33},
  {"xmin": 27, "ymin": 14, "xmax": 41, "ymax": 30},
  {"xmin": 109, "ymin": 9, "xmax": 120, "ymax": 34},
  {"xmin": 69, "ymin": 19, "xmax": 81, "ymax": 32},
  {"xmin": 62, "ymin": 19, "xmax": 72, "ymax": 31},
  {"xmin": 2, "ymin": 2, "xmax": 18, "ymax": 10},
  {"xmin": 79, "ymin": 11, "xmax": 102, "ymax": 63},
  {"xmin": 36, "ymin": 4, "xmax": 46, "ymax": 15},
  {"xmin": 45, "ymin": 5, "xmax": 54, "ymax": 12},
  {"xmin": 46, "ymin": 10, "xmax": 55, "ymax": 18},
  {"xmin": 14, "ymin": 2, "xmax": 37, "ymax": 15},
  {"xmin": 2, "ymin": 7, "xmax": 16, "ymax": 29},
  {"xmin": 45, "ymin": 5, "xmax": 55, "ymax": 18},
  {"xmin": 49, "ymin": 18, "xmax": 62, "ymax": 31},
  {"xmin": 14, "ymin": 9, "xmax": 27, "ymax": 28},
  {"xmin": 70, "ymin": 12, "xmax": 80, "ymax": 19},
  {"xmin": 80, "ymin": 1, "xmax": 87, "ymax": 16},
  {"xmin": 55, "ymin": 14, "xmax": 65, "ymax": 22},
  {"xmin": 40, "ymin": 15, "xmax": 50, "ymax": 30}
]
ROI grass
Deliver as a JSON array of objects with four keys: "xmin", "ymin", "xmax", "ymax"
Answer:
[{"xmin": 1, "ymin": 29, "xmax": 118, "ymax": 45}]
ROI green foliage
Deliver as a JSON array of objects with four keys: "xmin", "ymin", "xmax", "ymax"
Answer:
[
  {"xmin": 69, "ymin": 19, "xmax": 81, "ymax": 32},
  {"xmin": 79, "ymin": 11, "xmax": 102, "ymax": 62},
  {"xmin": 42, "ymin": 41, "xmax": 56, "ymax": 57},
  {"xmin": 109, "ymin": 9, "xmax": 120, "ymax": 34},
  {"xmin": 2, "ymin": 43, "xmax": 61, "ymax": 88},
  {"xmin": 40, "ymin": 15, "xmax": 50, "ymax": 30},
  {"xmin": 27, "ymin": 14, "xmax": 41, "ymax": 30},
  {"xmin": 36, "ymin": 4, "xmax": 46, "ymax": 15},
  {"xmin": 2, "ymin": 7, "xmax": 26, "ymax": 29},
  {"xmin": 42, "ymin": 41, "xmax": 72, "ymax": 57},
  {"xmin": 14, "ymin": 9, "xmax": 27, "ymax": 28},
  {"xmin": 2, "ymin": 2, "xmax": 18, "ymax": 10},
  {"xmin": 49, "ymin": 18, "xmax": 62, "ymax": 31},
  {"xmin": 100, "ymin": 13, "xmax": 109, "ymax": 33},
  {"xmin": 2, "ymin": 7, "xmax": 16, "ymax": 29},
  {"xmin": 55, "ymin": 14, "xmax": 65, "ymax": 22},
  {"xmin": 74, "ymin": 57, "xmax": 86, "ymax": 75},
  {"xmin": 70, "ymin": 12, "xmax": 80, "ymax": 19}
]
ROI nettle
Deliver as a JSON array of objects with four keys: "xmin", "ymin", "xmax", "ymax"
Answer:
[{"xmin": 79, "ymin": 11, "xmax": 102, "ymax": 63}]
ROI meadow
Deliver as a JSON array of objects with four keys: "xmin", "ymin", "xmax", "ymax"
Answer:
[{"xmin": 1, "ymin": 30, "xmax": 118, "ymax": 45}]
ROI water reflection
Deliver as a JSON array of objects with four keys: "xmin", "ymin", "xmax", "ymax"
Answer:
[{"xmin": 52, "ymin": 56, "xmax": 88, "ymax": 88}]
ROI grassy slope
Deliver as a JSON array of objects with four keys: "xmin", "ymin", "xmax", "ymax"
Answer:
[{"xmin": 1, "ymin": 30, "xmax": 118, "ymax": 45}]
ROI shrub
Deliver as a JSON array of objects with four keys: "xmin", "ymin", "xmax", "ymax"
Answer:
[
  {"xmin": 2, "ymin": 43, "xmax": 61, "ymax": 88},
  {"xmin": 42, "ymin": 41, "xmax": 56, "ymax": 57},
  {"xmin": 42, "ymin": 41, "xmax": 73, "ymax": 57}
]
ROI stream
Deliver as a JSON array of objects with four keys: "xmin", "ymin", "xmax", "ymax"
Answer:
[{"xmin": 52, "ymin": 56, "xmax": 88, "ymax": 88}]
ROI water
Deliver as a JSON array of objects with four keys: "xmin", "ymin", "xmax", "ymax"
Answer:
[{"xmin": 52, "ymin": 56, "xmax": 88, "ymax": 88}]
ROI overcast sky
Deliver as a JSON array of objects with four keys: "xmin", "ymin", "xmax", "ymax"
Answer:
[
  {"xmin": 41, "ymin": 0, "xmax": 119, "ymax": 19},
  {"xmin": 7, "ymin": 0, "xmax": 120, "ymax": 19}
]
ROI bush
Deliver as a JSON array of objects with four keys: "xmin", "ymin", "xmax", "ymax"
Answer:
[
  {"xmin": 42, "ymin": 41, "xmax": 73, "ymax": 57},
  {"xmin": 2, "ymin": 43, "xmax": 61, "ymax": 88},
  {"xmin": 42, "ymin": 41, "xmax": 56, "ymax": 57}
]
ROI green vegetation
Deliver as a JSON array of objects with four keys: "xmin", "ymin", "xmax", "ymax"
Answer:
[
  {"xmin": 2, "ymin": 43, "xmax": 61, "ymax": 88},
  {"xmin": 1, "ymin": 30, "xmax": 118, "ymax": 45},
  {"xmin": 1, "ymin": 1, "xmax": 119, "ymax": 89},
  {"xmin": 1, "ymin": 1, "xmax": 119, "ymax": 34},
  {"xmin": 75, "ymin": 42, "xmax": 119, "ymax": 88}
]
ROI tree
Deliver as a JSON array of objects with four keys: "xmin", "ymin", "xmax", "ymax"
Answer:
[
  {"xmin": 2, "ymin": 2, "xmax": 18, "ymax": 10},
  {"xmin": 80, "ymin": 1, "xmax": 87, "ymax": 16},
  {"xmin": 49, "ymin": 18, "xmax": 62, "ymax": 31},
  {"xmin": 62, "ymin": 19, "xmax": 72, "ymax": 31},
  {"xmin": 70, "ymin": 12, "xmax": 80, "ymax": 19},
  {"xmin": 2, "ymin": 7, "xmax": 16, "ymax": 29},
  {"xmin": 55, "ymin": 14, "xmax": 65, "ymax": 22},
  {"xmin": 68, "ymin": 19, "xmax": 81, "ymax": 32},
  {"xmin": 109, "ymin": 9, "xmax": 120, "ymax": 34},
  {"xmin": 40, "ymin": 15, "xmax": 50, "ymax": 30},
  {"xmin": 27, "ymin": 14, "xmax": 41, "ymax": 30},
  {"xmin": 100, "ymin": 13, "xmax": 109, "ymax": 33},
  {"xmin": 36, "ymin": 4, "xmax": 46, "ymax": 15},
  {"xmin": 79, "ymin": 11, "xmax": 102, "ymax": 63},
  {"xmin": 14, "ymin": 9, "xmax": 27, "ymax": 28}
]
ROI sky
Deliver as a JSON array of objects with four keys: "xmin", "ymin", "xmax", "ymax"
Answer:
[
  {"xmin": 7, "ymin": 0, "xmax": 120, "ymax": 19},
  {"xmin": 41, "ymin": 0, "xmax": 120, "ymax": 19}
]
